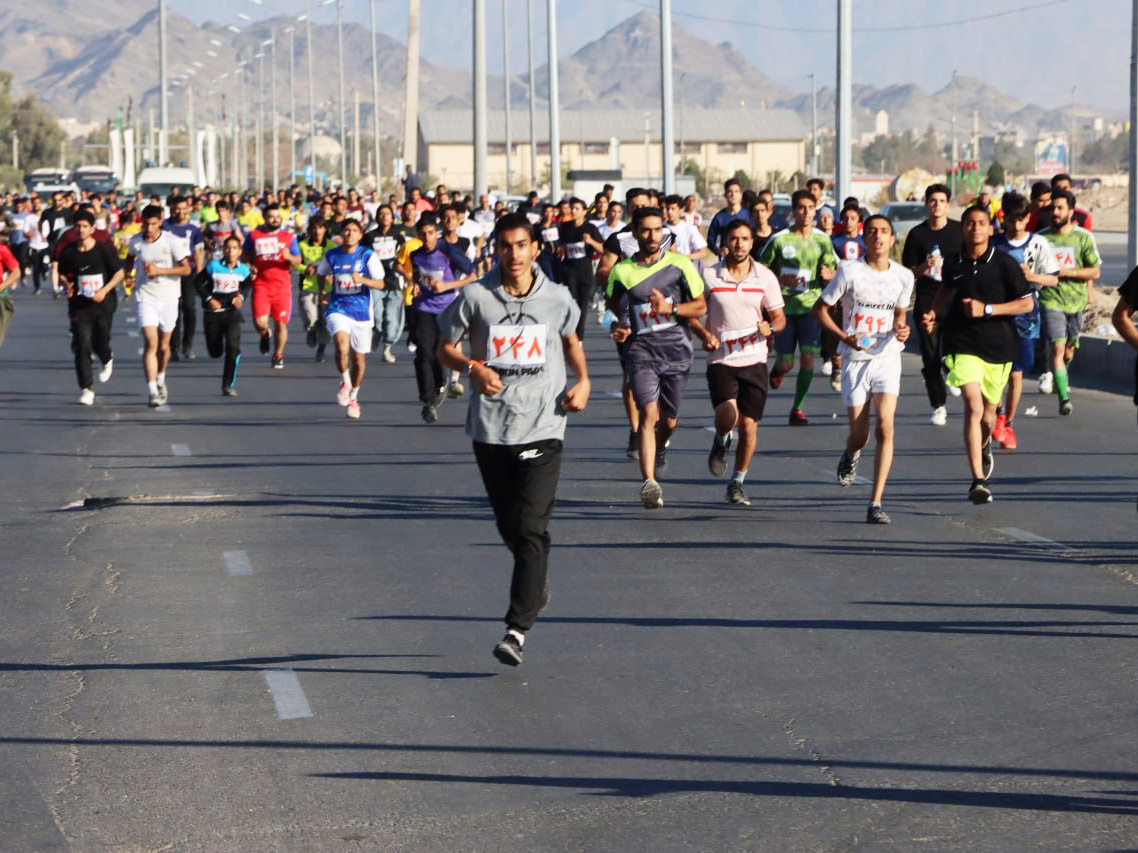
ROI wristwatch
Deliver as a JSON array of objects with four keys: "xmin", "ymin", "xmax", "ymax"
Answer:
[{"xmin": 983, "ymin": 303, "xmax": 993, "ymax": 317}]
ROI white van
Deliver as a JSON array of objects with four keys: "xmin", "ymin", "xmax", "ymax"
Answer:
[{"xmin": 137, "ymin": 166, "xmax": 196, "ymax": 201}]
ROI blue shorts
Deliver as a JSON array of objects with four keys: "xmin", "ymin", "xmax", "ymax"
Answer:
[
  {"xmin": 1012, "ymin": 336, "xmax": 1035, "ymax": 373},
  {"xmin": 628, "ymin": 361, "xmax": 690, "ymax": 418},
  {"xmin": 774, "ymin": 312, "xmax": 821, "ymax": 358}
]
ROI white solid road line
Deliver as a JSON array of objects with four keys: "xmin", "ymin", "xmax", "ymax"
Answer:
[
  {"xmin": 127, "ymin": 330, "xmax": 139, "ymax": 338},
  {"xmin": 264, "ymin": 669, "xmax": 312, "ymax": 720},
  {"xmin": 995, "ymin": 527, "xmax": 1077, "ymax": 553},
  {"xmin": 126, "ymin": 315, "xmax": 136, "ymax": 323},
  {"xmin": 170, "ymin": 443, "xmax": 191, "ymax": 456},
  {"xmin": 136, "ymin": 347, "xmax": 144, "ymax": 355},
  {"xmin": 222, "ymin": 549, "xmax": 252, "ymax": 576}
]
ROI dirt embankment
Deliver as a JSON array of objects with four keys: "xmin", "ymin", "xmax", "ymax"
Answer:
[{"xmin": 1080, "ymin": 187, "xmax": 1128, "ymax": 231}]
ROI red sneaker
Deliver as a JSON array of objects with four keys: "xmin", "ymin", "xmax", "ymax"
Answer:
[
  {"xmin": 991, "ymin": 413, "xmax": 1007, "ymax": 444},
  {"xmin": 770, "ymin": 371, "xmax": 784, "ymax": 390},
  {"xmin": 788, "ymin": 408, "xmax": 808, "ymax": 426},
  {"xmin": 1001, "ymin": 425, "xmax": 1017, "ymax": 450}
]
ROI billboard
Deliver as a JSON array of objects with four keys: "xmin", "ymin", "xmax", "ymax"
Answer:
[{"xmin": 1035, "ymin": 136, "xmax": 1068, "ymax": 177}]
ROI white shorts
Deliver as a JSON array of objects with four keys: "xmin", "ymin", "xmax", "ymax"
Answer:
[
  {"xmin": 136, "ymin": 293, "xmax": 180, "ymax": 333},
  {"xmin": 326, "ymin": 312, "xmax": 372, "ymax": 353},
  {"xmin": 841, "ymin": 353, "xmax": 902, "ymax": 408}
]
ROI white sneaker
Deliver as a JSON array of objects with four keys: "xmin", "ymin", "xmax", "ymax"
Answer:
[
  {"xmin": 382, "ymin": 344, "xmax": 396, "ymax": 364},
  {"xmin": 346, "ymin": 398, "xmax": 361, "ymax": 419},
  {"xmin": 447, "ymin": 379, "xmax": 465, "ymax": 399},
  {"xmin": 947, "ymin": 384, "xmax": 962, "ymax": 398},
  {"xmin": 821, "ymin": 360, "xmax": 833, "ymax": 376},
  {"xmin": 1038, "ymin": 371, "xmax": 1053, "ymax": 395},
  {"xmin": 336, "ymin": 382, "xmax": 351, "ymax": 407},
  {"xmin": 98, "ymin": 359, "xmax": 113, "ymax": 383},
  {"xmin": 930, "ymin": 406, "xmax": 948, "ymax": 426},
  {"xmin": 78, "ymin": 388, "xmax": 95, "ymax": 406}
]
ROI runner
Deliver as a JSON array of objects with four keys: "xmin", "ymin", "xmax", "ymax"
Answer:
[
  {"xmin": 1110, "ymin": 268, "xmax": 1138, "ymax": 468},
  {"xmin": 126, "ymin": 204, "xmax": 192, "ymax": 407},
  {"xmin": 920, "ymin": 206, "xmax": 1032, "ymax": 504},
  {"xmin": 749, "ymin": 196, "xmax": 777, "ymax": 261},
  {"xmin": 195, "ymin": 236, "xmax": 253, "ymax": 396},
  {"xmin": 0, "ymin": 235, "xmax": 18, "ymax": 349},
  {"xmin": 814, "ymin": 215, "xmax": 914, "ymax": 523},
  {"xmin": 607, "ymin": 206, "xmax": 706, "ymax": 508},
  {"xmin": 57, "ymin": 210, "xmax": 124, "ymax": 405},
  {"xmin": 402, "ymin": 212, "xmax": 476, "ymax": 422},
  {"xmin": 596, "ymin": 201, "xmax": 623, "ymax": 241},
  {"xmin": 437, "ymin": 212, "xmax": 590, "ymax": 667},
  {"xmin": 902, "ymin": 183, "xmax": 963, "ymax": 426},
  {"xmin": 362, "ymin": 204, "xmax": 407, "ymax": 364},
  {"xmin": 692, "ymin": 219, "xmax": 785, "ymax": 506},
  {"xmin": 707, "ymin": 179, "xmax": 752, "ymax": 258},
  {"xmin": 759, "ymin": 189, "xmax": 838, "ymax": 424},
  {"xmin": 990, "ymin": 191, "xmax": 1059, "ymax": 448},
  {"xmin": 244, "ymin": 204, "xmax": 301, "ymax": 369},
  {"xmin": 164, "ymin": 196, "xmax": 206, "ymax": 362},
  {"xmin": 1037, "ymin": 188, "xmax": 1101, "ymax": 414},
  {"xmin": 316, "ymin": 219, "xmax": 386, "ymax": 420},
  {"xmin": 298, "ymin": 220, "xmax": 334, "ymax": 361},
  {"xmin": 203, "ymin": 200, "xmax": 243, "ymax": 262},
  {"xmin": 663, "ymin": 194, "xmax": 708, "ymax": 265},
  {"xmin": 1050, "ymin": 174, "xmax": 1093, "ymax": 230},
  {"xmin": 558, "ymin": 197, "xmax": 605, "ymax": 341},
  {"xmin": 23, "ymin": 196, "xmax": 48, "ymax": 295}
]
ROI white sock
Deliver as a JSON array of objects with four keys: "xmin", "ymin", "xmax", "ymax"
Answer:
[
  {"xmin": 156, "ymin": 372, "xmax": 165, "ymax": 385},
  {"xmin": 732, "ymin": 469, "xmax": 747, "ymax": 484},
  {"xmin": 147, "ymin": 380, "xmax": 158, "ymax": 395},
  {"xmin": 869, "ymin": 501, "xmax": 882, "ymax": 508},
  {"xmin": 349, "ymin": 387, "xmax": 359, "ymax": 400},
  {"xmin": 341, "ymin": 370, "xmax": 351, "ymax": 384},
  {"xmin": 716, "ymin": 432, "xmax": 730, "ymax": 447},
  {"xmin": 507, "ymin": 628, "xmax": 525, "ymax": 646}
]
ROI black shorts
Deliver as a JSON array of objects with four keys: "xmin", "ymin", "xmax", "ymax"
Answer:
[{"xmin": 707, "ymin": 361, "xmax": 769, "ymax": 421}]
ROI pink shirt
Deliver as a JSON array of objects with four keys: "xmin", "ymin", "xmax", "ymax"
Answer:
[{"xmin": 702, "ymin": 259, "xmax": 784, "ymax": 367}]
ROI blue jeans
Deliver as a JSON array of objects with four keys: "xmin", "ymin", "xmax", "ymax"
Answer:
[{"xmin": 371, "ymin": 287, "xmax": 405, "ymax": 348}]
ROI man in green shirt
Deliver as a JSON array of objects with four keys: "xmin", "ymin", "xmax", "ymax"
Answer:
[
  {"xmin": 759, "ymin": 189, "xmax": 838, "ymax": 424},
  {"xmin": 1038, "ymin": 189, "xmax": 1101, "ymax": 415}
]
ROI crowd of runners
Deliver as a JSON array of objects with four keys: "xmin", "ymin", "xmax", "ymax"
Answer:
[{"xmin": 0, "ymin": 171, "xmax": 1133, "ymax": 666}]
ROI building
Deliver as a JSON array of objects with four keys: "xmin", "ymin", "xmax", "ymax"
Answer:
[{"xmin": 416, "ymin": 109, "xmax": 808, "ymax": 193}]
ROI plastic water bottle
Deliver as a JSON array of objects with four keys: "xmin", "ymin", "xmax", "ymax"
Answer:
[
  {"xmin": 929, "ymin": 245, "xmax": 943, "ymax": 282},
  {"xmin": 857, "ymin": 333, "xmax": 873, "ymax": 349}
]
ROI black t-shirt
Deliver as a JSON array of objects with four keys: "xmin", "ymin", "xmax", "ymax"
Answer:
[
  {"xmin": 750, "ymin": 228, "xmax": 777, "ymax": 263},
  {"xmin": 1119, "ymin": 265, "xmax": 1138, "ymax": 308},
  {"xmin": 558, "ymin": 220, "xmax": 602, "ymax": 278},
  {"xmin": 941, "ymin": 247, "xmax": 1031, "ymax": 364},
  {"xmin": 58, "ymin": 240, "xmax": 121, "ymax": 307},
  {"xmin": 902, "ymin": 219, "xmax": 964, "ymax": 290},
  {"xmin": 363, "ymin": 225, "xmax": 407, "ymax": 277},
  {"xmin": 602, "ymin": 223, "xmax": 674, "ymax": 260}
]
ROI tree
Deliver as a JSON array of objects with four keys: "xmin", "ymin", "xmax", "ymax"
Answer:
[
  {"xmin": 0, "ymin": 69, "xmax": 66, "ymax": 181},
  {"xmin": 985, "ymin": 160, "xmax": 1005, "ymax": 187},
  {"xmin": 731, "ymin": 169, "xmax": 753, "ymax": 191},
  {"xmin": 678, "ymin": 157, "xmax": 706, "ymax": 196}
]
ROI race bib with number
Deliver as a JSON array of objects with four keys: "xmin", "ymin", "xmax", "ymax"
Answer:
[
  {"xmin": 373, "ymin": 238, "xmax": 396, "ymax": 261},
  {"xmin": 565, "ymin": 242, "xmax": 587, "ymax": 260},
  {"xmin": 255, "ymin": 237, "xmax": 281, "ymax": 260},
  {"xmin": 1053, "ymin": 246, "xmax": 1076, "ymax": 268},
  {"xmin": 335, "ymin": 272, "xmax": 362, "ymax": 294},
  {"xmin": 719, "ymin": 325, "xmax": 762, "ymax": 361},
  {"xmin": 632, "ymin": 299, "xmax": 678, "ymax": 334},
  {"xmin": 485, "ymin": 323, "xmax": 549, "ymax": 368},
  {"xmin": 842, "ymin": 242, "xmax": 861, "ymax": 260},
  {"xmin": 212, "ymin": 273, "xmax": 243, "ymax": 294},
  {"xmin": 541, "ymin": 227, "xmax": 559, "ymax": 244},
  {"xmin": 77, "ymin": 273, "xmax": 102, "ymax": 299}
]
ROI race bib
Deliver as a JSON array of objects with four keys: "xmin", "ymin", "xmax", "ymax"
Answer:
[
  {"xmin": 720, "ymin": 325, "xmax": 762, "ymax": 361},
  {"xmin": 632, "ymin": 299, "xmax": 678, "ymax": 334},
  {"xmin": 842, "ymin": 242, "xmax": 861, "ymax": 260},
  {"xmin": 373, "ymin": 238, "xmax": 396, "ymax": 261},
  {"xmin": 212, "ymin": 273, "xmax": 243, "ymax": 294},
  {"xmin": 1053, "ymin": 246, "xmax": 1076, "ymax": 268},
  {"xmin": 541, "ymin": 227, "xmax": 559, "ymax": 244},
  {"xmin": 77, "ymin": 273, "xmax": 102, "ymax": 299},
  {"xmin": 255, "ymin": 237, "xmax": 281, "ymax": 260},
  {"xmin": 780, "ymin": 269, "xmax": 811, "ymax": 292},
  {"xmin": 848, "ymin": 307, "xmax": 894, "ymax": 347},
  {"xmin": 565, "ymin": 241, "xmax": 587, "ymax": 260},
  {"xmin": 486, "ymin": 323, "xmax": 549, "ymax": 368},
  {"xmin": 335, "ymin": 272, "xmax": 362, "ymax": 294}
]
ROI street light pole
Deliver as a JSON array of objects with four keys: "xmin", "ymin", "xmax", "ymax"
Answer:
[
  {"xmin": 270, "ymin": 35, "xmax": 278, "ymax": 192},
  {"xmin": 369, "ymin": 0, "xmax": 381, "ymax": 189},
  {"xmin": 473, "ymin": 0, "xmax": 488, "ymax": 199},
  {"xmin": 257, "ymin": 50, "xmax": 265, "ymax": 191},
  {"xmin": 286, "ymin": 25, "xmax": 296, "ymax": 186},
  {"xmin": 159, "ymin": 0, "xmax": 169, "ymax": 164},
  {"xmin": 807, "ymin": 72, "xmax": 817, "ymax": 176},
  {"xmin": 1129, "ymin": 0, "xmax": 1137, "ymax": 268},
  {"xmin": 305, "ymin": 0, "xmax": 317, "ymax": 184},
  {"xmin": 336, "ymin": 0, "xmax": 347, "ymax": 187},
  {"xmin": 546, "ymin": 0, "xmax": 561, "ymax": 201},
  {"xmin": 835, "ymin": 0, "xmax": 852, "ymax": 202},
  {"xmin": 951, "ymin": 69, "xmax": 958, "ymax": 198},
  {"xmin": 526, "ymin": 0, "xmax": 537, "ymax": 191},
  {"xmin": 503, "ymin": 0, "xmax": 512, "ymax": 194},
  {"xmin": 660, "ymin": 0, "xmax": 675, "ymax": 194}
]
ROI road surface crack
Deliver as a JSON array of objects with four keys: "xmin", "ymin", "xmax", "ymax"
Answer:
[{"xmin": 784, "ymin": 718, "xmax": 841, "ymax": 787}]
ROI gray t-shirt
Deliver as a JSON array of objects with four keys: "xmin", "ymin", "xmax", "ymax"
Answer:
[{"xmin": 438, "ymin": 264, "xmax": 580, "ymax": 446}]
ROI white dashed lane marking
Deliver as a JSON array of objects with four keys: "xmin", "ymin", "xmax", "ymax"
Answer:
[{"xmin": 264, "ymin": 670, "xmax": 312, "ymax": 719}]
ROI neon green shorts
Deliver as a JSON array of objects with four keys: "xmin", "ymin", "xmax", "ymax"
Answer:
[{"xmin": 945, "ymin": 353, "xmax": 1012, "ymax": 405}]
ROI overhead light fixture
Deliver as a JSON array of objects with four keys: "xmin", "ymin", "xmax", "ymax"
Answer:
[
  {"xmin": 296, "ymin": 13, "xmax": 308, "ymax": 21},
  {"xmin": 206, "ymin": 50, "xmax": 217, "ymax": 57},
  {"xmin": 210, "ymin": 38, "xmax": 222, "ymax": 46},
  {"xmin": 227, "ymin": 24, "xmax": 241, "ymax": 32},
  {"xmin": 237, "ymin": 12, "xmax": 251, "ymax": 21}
]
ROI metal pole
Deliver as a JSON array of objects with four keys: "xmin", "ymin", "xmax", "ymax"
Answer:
[
  {"xmin": 402, "ymin": 0, "xmax": 421, "ymax": 176},
  {"xmin": 1130, "ymin": 0, "xmax": 1138, "ymax": 268},
  {"xmin": 1070, "ymin": 86, "xmax": 1077, "ymax": 175},
  {"xmin": 188, "ymin": 84, "xmax": 198, "ymax": 184},
  {"xmin": 353, "ymin": 89, "xmax": 361, "ymax": 179},
  {"xmin": 369, "ymin": 0, "xmax": 381, "ymax": 188},
  {"xmin": 951, "ymin": 69, "xmax": 958, "ymax": 197},
  {"xmin": 835, "ymin": 0, "xmax": 852, "ymax": 204},
  {"xmin": 679, "ymin": 73, "xmax": 685, "ymax": 175},
  {"xmin": 288, "ymin": 27, "xmax": 296, "ymax": 186},
  {"xmin": 336, "ymin": 0, "xmax": 347, "ymax": 187},
  {"xmin": 546, "ymin": 0, "xmax": 561, "ymax": 201},
  {"xmin": 526, "ymin": 0, "xmax": 537, "ymax": 190},
  {"xmin": 503, "ymin": 0, "xmax": 512, "ymax": 194},
  {"xmin": 473, "ymin": 0, "xmax": 488, "ymax": 198},
  {"xmin": 660, "ymin": 0, "xmax": 675, "ymax": 194},
  {"xmin": 271, "ymin": 35, "xmax": 278, "ymax": 191},
  {"xmin": 159, "ymin": 0, "xmax": 169, "ymax": 164},
  {"xmin": 306, "ymin": 1, "xmax": 317, "ymax": 182},
  {"xmin": 808, "ymin": 72, "xmax": 817, "ymax": 175},
  {"xmin": 258, "ymin": 51, "xmax": 265, "ymax": 191}
]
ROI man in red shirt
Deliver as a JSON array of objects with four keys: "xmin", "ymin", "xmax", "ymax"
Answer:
[
  {"xmin": 243, "ymin": 204, "xmax": 300, "ymax": 368},
  {"xmin": 0, "ymin": 239, "xmax": 20, "ymax": 349}
]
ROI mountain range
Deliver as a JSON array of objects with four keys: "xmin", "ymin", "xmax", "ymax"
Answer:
[{"xmin": 0, "ymin": 5, "xmax": 1110, "ymax": 142}]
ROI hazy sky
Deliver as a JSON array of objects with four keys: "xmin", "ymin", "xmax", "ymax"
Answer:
[{"xmin": 170, "ymin": 0, "xmax": 1129, "ymax": 113}]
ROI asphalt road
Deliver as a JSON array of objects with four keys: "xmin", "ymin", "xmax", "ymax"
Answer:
[
  {"xmin": 2, "ymin": 287, "xmax": 1138, "ymax": 849},
  {"xmin": 1092, "ymin": 230, "xmax": 1130, "ymax": 287}
]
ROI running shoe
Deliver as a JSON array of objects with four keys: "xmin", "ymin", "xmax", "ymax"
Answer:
[
  {"xmin": 421, "ymin": 404, "xmax": 438, "ymax": 424},
  {"xmin": 272, "ymin": 354, "xmax": 284, "ymax": 370},
  {"xmin": 930, "ymin": 406, "xmax": 948, "ymax": 427},
  {"xmin": 829, "ymin": 371, "xmax": 841, "ymax": 393},
  {"xmin": 788, "ymin": 408, "xmax": 808, "ymax": 426},
  {"xmin": 655, "ymin": 448, "xmax": 667, "ymax": 471},
  {"xmin": 968, "ymin": 478, "xmax": 993, "ymax": 504},
  {"xmin": 981, "ymin": 442, "xmax": 994, "ymax": 480},
  {"xmin": 78, "ymin": 388, "xmax": 95, "ymax": 406},
  {"xmin": 1059, "ymin": 397, "xmax": 1073, "ymax": 416},
  {"xmin": 259, "ymin": 333, "xmax": 270, "ymax": 355},
  {"xmin": 306, "ymin": 328, "xmax": 317, "ymax": 347},
  {"xmin": 707, "ymin": 433, "xmax": 731, "ymax": 477},
  {"xmin": 1001, "ymin": 425, "xmax": 1017, "ymax": 450},
  {"xmin": 493, "ymin": 633, "xmax": 523, "ymax": 666},
  {"xmin": 168, "ymin": 349, "xmax": 180, "ymax": 363},
  {"xmin": 182, "ymin": 348, "xmax": 196, "ymax": 361},
  {"xmin": 837, "ymin": 449, "xmax": 860, "ymax": 486},
  {"xmin": 407, "ymin": 342, "xmax": 418, "ymax": 353},
  {"xmin": 769, "ymin": 371, "xmax": 784, "ymax": 390},
  {"xmin": 382, "ymin": 344, "xmax": 396, "ymax": 364},
  {"xmin": 315, "ymin": 344, "xmax": 326, "ymax": 363},
  {"xmin": 448, "ymin": 379, "xmax": 465, "ymax": 398},
  {"xmin": 948, "ymin": 384, "xmax": 961, "ymax": 398},
  {"xmin": 821, "ymin": 360, "xmax": 833, "ymax": 376},
  {"xmin": 539, "ymin": 582, "xmax": 551, "ymax": 612},
  {"xmin": 1038, "ymin": 371, "xmax": 1054, "ymax": 394},
  {"xmin": 991, "ymin": 413, "xmax": 1007, "ymax": 444},
  {"xmin": 98, "ymin": 359, "xmax": 113, "ymax": 384},
  {"xmin": 156, "ymin": 384, "xmax": 168, "ymax": 405},
  {"xmin": 626, "ymin": 430, "xmax": 639, "ymax": 460},
  {"xmin": 223, "ymin": 386, "xmax": 238, "ymax": 397},
  {"xmin": 640, "ymin": 478, "xmax": 664, "ymax": 509},
  {"xmin": 336, "ymin": 382, "xmax": 352, "ymax": 407},
  {"xmin": 347, "ymin": 399, "xmax": 361, "ymax": 419},
  {"xmin": 867, "ymin": 505, "xmax": 891, "ymax": 524},
  {"xmin": 431, "ymin": 387, "xmax": 447, "ymax": 408},
  {"xmin": 726, "ymin": 481, "xmax": 751, "ymax": 506},
  {"xmin": 148, "ymin": 392, "xmax": 161, "ymax": 409}
]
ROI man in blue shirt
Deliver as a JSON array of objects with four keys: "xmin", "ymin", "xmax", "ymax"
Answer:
[
  {"xmin": 706, "ymin": 179, "xmax": 753, "ymax": 258},
  {"xmin": 164, "ymin": 195, "xmax": 205, "ymax": 362}
]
